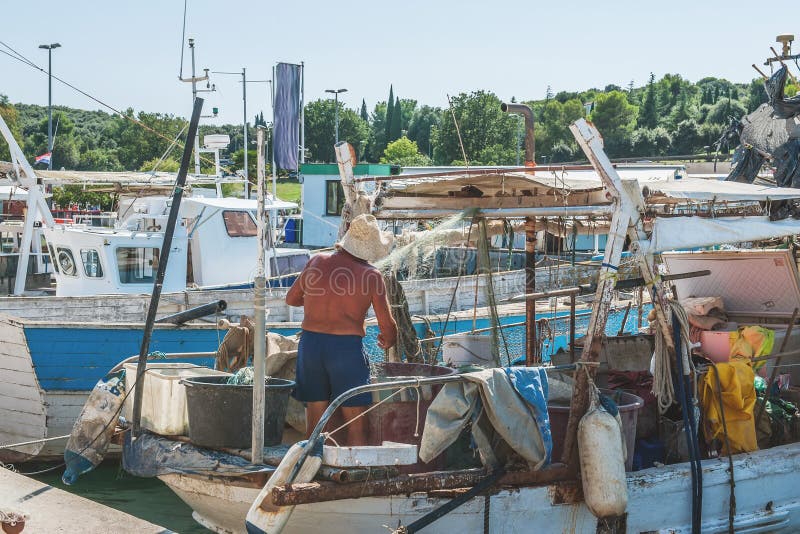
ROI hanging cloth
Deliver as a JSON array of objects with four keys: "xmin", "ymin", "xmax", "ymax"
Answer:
[{"xmin": 700, "ymin": 361, "xmax": 758, "ymax": 454}]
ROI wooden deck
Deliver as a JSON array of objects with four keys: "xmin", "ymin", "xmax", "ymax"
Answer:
[{"xmin": 0, "ymin": 468, "xmax": 168, "ymax": 533}]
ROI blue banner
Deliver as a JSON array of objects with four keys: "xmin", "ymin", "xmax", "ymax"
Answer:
[{"xmin": 273, "ymin": 63, "xmax": 301, "ymax": 171}]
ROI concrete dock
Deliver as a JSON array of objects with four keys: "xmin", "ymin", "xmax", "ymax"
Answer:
[{"xmin": 0, "ymin": 467, "xmax": 171, "ymax": 533}]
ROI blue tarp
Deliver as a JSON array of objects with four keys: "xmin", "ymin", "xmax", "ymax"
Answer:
[
  {"xmin": 504, "ymin": 367, "xmax": 553, "ymax": 465},
  {"xmin": 122, "ymin": 432, "xmax": 278, "ymax": 478}
]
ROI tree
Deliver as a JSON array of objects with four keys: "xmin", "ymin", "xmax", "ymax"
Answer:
[
  {"xmin": 138, "ymin": 156, "xmax": 180, "ymax": 173},
  {"xmin": 589, "ymin": 90, "xmax": 638, "ymax": 156},
  {"xmin": 407, "ymin": 105, "xmax": 440, "ymax": 158},
  {"xmin": 389, "ymin": 96, "xmax": 402, "ymax": 141},
  {"xmin": 106, "ymin": 109, "xmax": 186, "ymax": 170},
  {"xmin": 432, "ymin": 90, "xmax": 516, "ymax": 165},
  {"xmin": 27, "ymin": 111, "xmax": 81, "ymax": 169},
  {"xmin": 365, "ymin": 101, "xmax": 388, "ymax": 163},
  {"xmin": 746, "ymin": 78, "xmax": 768, "ymax": 112},
  {"xmin": 705, "ymin": 98, "xmax": 747, "ymax": 125},
  {"xmin": 303, "ymin": 99, "xmax": 369, "ymax": 162},
  {"xmin": 384, "ymin": 85, "xmax": 394, "ymax": 143},
  {"xmin": 360, "ymin": 99, "xmax": 368, "ymax": 122},
  {"xmin": 0, "ymin": 95, "xmax": 22, "ymax": 161},
  {"xmin": 381, "ymin": 136, "xmax": 430, "ymax": 166},
  {"xmin": 638, "ymin": 73, "xmax": 658, "ymax": 128},
  {"xmin": 232, "ymin": 149, "xmax": 258, "ymax": 178},
  {"xmin": 671, "ymin": 120, "xmax": 701, "ymax": 155}
]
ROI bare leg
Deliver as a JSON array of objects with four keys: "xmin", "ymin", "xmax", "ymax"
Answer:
[
  {"xmin": 305, "ymin": 401, "xmax": 329, "ymax": 439},
  {"xmin": 341, "ymin": 406, "xmax": 369, "ymax": 446}
]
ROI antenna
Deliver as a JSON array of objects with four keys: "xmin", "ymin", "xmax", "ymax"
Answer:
[{"xmin": 777, "ymin": 34, "xmax": 794, "ymax": 57}]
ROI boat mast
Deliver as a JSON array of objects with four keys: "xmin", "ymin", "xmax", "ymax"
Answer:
[
  {"xmin": 0, "ymin": 113, "xmax": 55, "ymax": 295},
  {"xmin": 251, "ymin": 126, "xmax": 268, "ymax": 463},
  {"xmin": 131, "ymin": 97, "xmax": 204, "ymax": 437}
]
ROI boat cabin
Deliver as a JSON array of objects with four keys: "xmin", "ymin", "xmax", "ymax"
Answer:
[{"xmin": 42, "ymin": 195, "xmax": 310, "ymax": 296}]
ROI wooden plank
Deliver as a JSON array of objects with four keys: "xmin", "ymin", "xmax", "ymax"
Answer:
[
  {"xmin": 0, "ymin": 381, "xmax": 43, "ymax": 402},
  {"xmin": 381, "ymin": 191, "xmax": 606, "ymax": 210},
  {"xmin": 270, "ymin": 465, "xmax": 572, "ymax": 506}
]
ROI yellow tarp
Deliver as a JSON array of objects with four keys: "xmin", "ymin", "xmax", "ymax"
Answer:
[
  {"xmin": 700, "ymin": 360, "xmax": 758, "ymax": 454},
  {"xmin": 729, "ymin": 326, "xmax": 774, "ymax": 369}
]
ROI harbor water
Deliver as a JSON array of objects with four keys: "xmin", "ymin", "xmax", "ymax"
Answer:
[{"xmin": 33, "ymin": 462, "xmax": 206, "ymax": 533}]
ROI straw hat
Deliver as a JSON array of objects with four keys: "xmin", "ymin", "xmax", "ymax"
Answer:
[{"xmin": 336, "ymin": 214, "xmax": 393, "ymax": 263}]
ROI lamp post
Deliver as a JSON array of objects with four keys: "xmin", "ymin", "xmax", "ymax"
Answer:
[
  {"xmin": 38, "ymin": 43, "xmax": 61, "ymax": 170},
  {"xmin": 325, "ymin": 88, "xmax": 347, "ymax": 144}
]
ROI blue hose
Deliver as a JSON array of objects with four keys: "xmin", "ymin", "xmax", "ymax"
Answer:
[{"xmin": 673, "ymin": 314, "xmax": 703, "ymax": 533}]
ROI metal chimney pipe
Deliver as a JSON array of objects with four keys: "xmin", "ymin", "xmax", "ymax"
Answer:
[{"xmin": 500, "ymin": 102, "xmax": 535, "ymax": 166}]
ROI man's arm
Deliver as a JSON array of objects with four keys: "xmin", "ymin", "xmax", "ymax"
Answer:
[
  {"xmin": 285, "ymin": 267, "xmax": 307, "ymax": 307},
  {"xmin": 370, "ymin": 271, "xmax": 397, "ymax": 349}
]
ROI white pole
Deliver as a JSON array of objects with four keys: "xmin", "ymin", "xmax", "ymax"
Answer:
[
  {"xmin": 243, "ymin": 67, "xmax": 249, "ymax": 199},
  {"xmin": 299, "ymin": 62, "xmax": 305, "ymax": 165},
  {"xmin": 252, "ymin": 126, "xmax": 267, "ymax": 464},
  {"xmin": 191, "ymin": 40, "xmax": 201, "ymax": 175},
  {"xmin": 270, "ymin": 66, "xmax": 278, "ymax": 248}
]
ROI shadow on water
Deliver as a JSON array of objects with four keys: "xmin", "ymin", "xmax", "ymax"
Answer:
[{"xmin": 32, "ymin": 461, "xmax": 208, "ymax": 533}]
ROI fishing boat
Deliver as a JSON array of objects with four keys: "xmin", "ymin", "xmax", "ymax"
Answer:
[{"xmin": 104, "ymin": 112, "xmax": 800, "ymax": 533}]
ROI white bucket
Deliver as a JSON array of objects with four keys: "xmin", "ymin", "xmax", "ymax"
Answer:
[{"xmin": 442, "ymin": 334, "xmax": 494, "ymax": 367}]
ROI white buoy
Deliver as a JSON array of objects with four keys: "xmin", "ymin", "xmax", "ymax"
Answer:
[{"xmin": 578, "ymin": 389, "xmax": 628, "ymax": 518}]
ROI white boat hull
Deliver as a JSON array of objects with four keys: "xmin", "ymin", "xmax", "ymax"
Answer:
[{"xmin": 159, "ymin": 442, "xmax": 800, "ymax": 533}]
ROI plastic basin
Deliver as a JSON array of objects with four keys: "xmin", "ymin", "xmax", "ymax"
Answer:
[
  {"xmin": 366, "ymin": 362, "xmax": 456, "ymax": 473},
  {"xmin": 183, "ymin": 375, "xmax": 295, "ymax": 449}
]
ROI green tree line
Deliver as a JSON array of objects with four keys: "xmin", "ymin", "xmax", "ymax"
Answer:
[{"xmin": 2, "ymin": 73, "xmax": 796, "ymax": 173}]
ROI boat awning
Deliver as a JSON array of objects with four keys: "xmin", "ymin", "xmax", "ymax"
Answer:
[
  {"xmin": 643, "ymin": 178, "xmax": 800, "ymax": 203},
  {"xmin": 645, "ymin": 215, "xmax": 800, "ymax": 254},
  {"xmin": 183, "ymin": 196, "xmax": 298, "ymax": 213}
]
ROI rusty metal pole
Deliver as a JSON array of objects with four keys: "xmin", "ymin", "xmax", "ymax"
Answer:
[
  {"xmin": 525, "ymin": 217, "xmax": 537, "ymax": 365},
  {"xmin": 570, "ymin": 293, "xmax": 576, "ymax": 361}
]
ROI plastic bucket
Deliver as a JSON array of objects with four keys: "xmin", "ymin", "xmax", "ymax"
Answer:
[
  {"xmin": 442, "ymin": 334, "xmax": 494, "ymax": 367},
  {"xmin": 367, "ymin": 363, "xmax": 456, "ymax": 473},
  {"xmin": 548, "ymin": 389, "xmax": 643, "ymax": 471},
  {"xmin": 183, "ymin": 375, "xmax": 295, "ymax": 449}
]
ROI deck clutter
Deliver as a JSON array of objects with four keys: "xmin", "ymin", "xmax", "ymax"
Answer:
[
  {"xmin": 32, "ymin": 107, "xmax": 800, "ymax": 534},
  {"xmin": 6, "ymin": 74, "xmax": 800, "ymax": 533}
]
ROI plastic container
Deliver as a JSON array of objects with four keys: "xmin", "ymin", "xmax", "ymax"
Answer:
[
  {"xmin": 549, "ymin": 389, "xmax": 643, "ymax": 471},
  {"xmin": 366, "ymin": 362, "xmax": 456, "ymax": 474},
  {"xmin": 183, "ymin": 375, "xmax": 295, "ymax": 449},
  {"xmin": 700, "ymin": 330, "xmax": 732, "ymax": 362},
  {"xmin": 123, "ymin": 363, "xmax": 230, "ymax": 436},
  {"xmin": 63, "ymin": 370, "xmax": 126, "ymax": 485},
  {"xmin": 442, "ymin": 334, "xmax": 494, "ymax": 367}
]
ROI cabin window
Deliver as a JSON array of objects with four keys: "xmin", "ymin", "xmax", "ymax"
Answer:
[
  {"xmin": 47, "ymin": 243, "xmax": 59, "ymax": 273},
  {"xmin": 325, "ymin": 180, "xmax": 345, "ymax": 216},
  {"xmin": 222, "ymin": 210, "xmax": 257, "ymax": 237},
  {"xmin": 116, "ymin": 247, "xmax": 160, "ymax": 284},
  {"xmin": 270, "ymin": 253, "xmax": 309, "ymax": 276},
  {"xmin": 80, "ymin": 249, "xmax": 104, "ymax": 278},
  {"xmin": 56, "ymin": 247, "xmax": 78, "ymax": 277}
]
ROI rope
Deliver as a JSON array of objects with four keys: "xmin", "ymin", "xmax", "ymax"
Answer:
[
  {"xmin": 652, "ymin": 300, "xmax": 695, "ymax": 413},
  {"xmin": 384, "ymin": 273, "xmax": 422, "ymax": 363},
  {"xmin": 0, "ymin": 434, "xmax": 70, "ymax": 450}
]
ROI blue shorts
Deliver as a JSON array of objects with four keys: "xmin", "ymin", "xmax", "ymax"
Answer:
[{"xmin": 293, "ymin": 330, "xmax": 372, "ymax": 407}]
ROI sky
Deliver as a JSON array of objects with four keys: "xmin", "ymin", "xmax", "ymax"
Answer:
[{"xmin": 0, "ymin": 1, "xmax": 793, "ymax": 125}]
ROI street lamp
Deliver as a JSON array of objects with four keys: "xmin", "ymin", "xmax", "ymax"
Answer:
[
  {"xmin": 325, "ymin": 88, "xmax": 347, "ymax": 144},
  {"xmin": 38, "ymin": 43, "xmax": 61, "ymax": 170}
]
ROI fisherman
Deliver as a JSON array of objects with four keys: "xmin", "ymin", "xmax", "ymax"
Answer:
[{"xmin": 286, "ymin": 214, "xmax": 397, "ymax": 445}]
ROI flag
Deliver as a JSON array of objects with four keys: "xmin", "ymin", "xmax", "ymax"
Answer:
[
  {"xmin": 35, "ymin": 152, "xmax": 51, "ymax": 165},
  {"xmin": 273, "ymin": 63, "xmax": 301, "ymax": 171}
]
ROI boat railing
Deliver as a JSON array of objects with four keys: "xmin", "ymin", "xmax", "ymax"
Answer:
[
  {"xmin": 286, "ymin": 373, "xmax": 472, "ymax": 484},
  {"xmin": 285, "ymin": 363, "xmax": 583, "ymax": 485}
]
